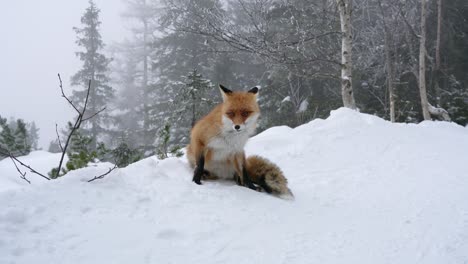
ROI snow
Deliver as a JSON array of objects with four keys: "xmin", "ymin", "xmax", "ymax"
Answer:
[
  {"xmin": 296, "ymin": 99, "xmax": 308, "ymax": 113},
  {"xmin": 1, "ymin": 108, "xmax": 468, "ymax": 264},
  {"xmin": 281, "ymin": 95, "xmax": 291, "ymax": 103}
]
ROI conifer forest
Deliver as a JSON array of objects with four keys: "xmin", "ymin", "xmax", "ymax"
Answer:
[{"xmin": 1, "ymin": 0, "xmax": 468, "ymax": 170}]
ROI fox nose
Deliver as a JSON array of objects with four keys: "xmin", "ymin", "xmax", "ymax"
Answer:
[{"xmin": 234, "ymin": 125, "xmax": 240, "ymax": 130}]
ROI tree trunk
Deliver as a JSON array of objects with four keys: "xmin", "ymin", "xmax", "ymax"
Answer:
[
  {"xmin": 142, "ymin": 11, "xmax": 150, "ymax": 146},
  {"xmin": 378, "ymin": 0, "xmax": 396, "ymax": 122},
  {"xmin": 336, "ymin": 0, "xmax": 357, "ymax": 110},
  {"xmin": 428, "ymin": 0, "xmax": 449, "ymax": 122},
  {"xmin": 419, "ymin": 0, "xmax": 431, "ymax": 120},
  {"xmin": 89, "ymin": 68, "xmax": 97, "ymax": 150},
  {"xmin": 433, "ymin": 0, "xmax": 442, "ymax": 105}
]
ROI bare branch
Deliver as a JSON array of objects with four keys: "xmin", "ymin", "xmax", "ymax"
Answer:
[
  {"xmin": 55, "ymin": 78, "xmax": 95, "ymax": 178},
  {"xmin": 87, "ymin": 165, "xmax": 118, "ymax": 182},
  {"xmin": 58, "ymin": 73, "xmax": 81, "ymax": 115},
  {"xmin": 55, "ymin": 123, "xmax": 64, "ymax": 152},
  {"xmin": 1, "ymin": 75, "xmax": 107, "ymax": 182},
  {"xmin": 397, "ymin": 4, "xmax": 420, "ymax": 40},
  {"xmin": 82, "ymin": 107, "xmax": 106, "ymax": 122},
  {"xmin": 82, "ymin": 80, "xmax": 92, "ymax": 114}
]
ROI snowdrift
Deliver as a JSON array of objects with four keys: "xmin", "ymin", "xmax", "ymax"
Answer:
[{"xmin": 1, "ymin": 108, "xmax": 468, "ymax": 264}]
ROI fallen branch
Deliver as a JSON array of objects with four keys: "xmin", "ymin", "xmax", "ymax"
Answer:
[
  {"xmin": 87, "ymin": 165, "xmax": 118, "ymax": 182},
  {"xmin": 0, "ymin": 149, "xmax": 50, "ymax": 181},
  {"xmin": 9, "ymin": 156, "xmax": 31, "ymax": 184},
  {"xmin": 428, "ymin": 103, "xmax": 451, "ymax": 121}
]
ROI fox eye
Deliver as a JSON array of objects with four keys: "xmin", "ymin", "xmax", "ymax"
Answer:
[
  {"xmin": 241, "ymin": 110, "xmax": 251, "ymax": 117},
  {"xmin": 226, "ymin": 111, "xmax": 235, "ymax": 118}
]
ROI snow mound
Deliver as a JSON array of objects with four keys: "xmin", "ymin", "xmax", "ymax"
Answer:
[{"xmin": 1, "ymin": 108, "xmax": 468, "ymax": 264}]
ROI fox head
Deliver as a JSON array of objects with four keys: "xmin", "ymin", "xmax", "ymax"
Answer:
[{"xmin": 219, "ymin": 84, "xmax": 260, "ymax": 134}]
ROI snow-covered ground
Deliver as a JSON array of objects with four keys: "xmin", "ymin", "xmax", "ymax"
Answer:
[{"xmin": 1, "ymin": 108, "xmax": 468, "ymax": 264}]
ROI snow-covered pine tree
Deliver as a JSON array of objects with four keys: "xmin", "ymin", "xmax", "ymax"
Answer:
[
  {"xmin": 27, "ymin": 121, "xmax": 40, "ymax": 150},
  {"xmin": 0, "ymin": 118, "xmax": 20, "ymax": 156},
  {"xmin": 441, "ymin": 75, "xmax": 468, "ymax": 125},
  {"xmin": 71, "ymin": 0, "xmax": 114, "ymax": 150},
  {"xmin": 155, "ymin": 0, "xmax": 223, "ymax": 135},
  {"xmin": 111, "ymin": 141, "xmax": 141, "ymax": 168},
  {"xmin": 156, "ymin": 123, "xmax": 183, "ymax": 160},
  {"xmin": 113, "ymin": 0, "xmax": 161, "ymax": 153},
  {"xmin": 47, "ymin": 139, "xmax": 62, "ymax": 153},
  {"xmin": 13, "ymin": 119, "xmax": 31, "ymax": 156},
  {"xmin": 49, "ymin": 123, "xmax": 97, "ymax": 178},
  {"xmin": 0, "ymin": 116, "xmax": 15, "ymax": 157},
  {"xmin": 172, "ymin": 70, "xmax": 216, "ymax": 144}
]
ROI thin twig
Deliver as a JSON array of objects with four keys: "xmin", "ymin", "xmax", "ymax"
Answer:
[
  {"xmin": 9, "ymin": 156, "xmax": 31, "ymax": 184},
  {"xmin": 397, "ymin": 4, "xmax": 420, "ymax": 39},
  {"xmin": 87, "ymin": 165, "xmax": 118, "ymax": 182},
  {"xmin": 82, "ymin": 107, "xmax": 106, "ymax": 122},
  {"xmin": 58, "ymin": 73, "xmax": 81, "ymax": 115},
  {"xmin": 82, "ymin": 80, "xmax": 92, "ymax": 115}
]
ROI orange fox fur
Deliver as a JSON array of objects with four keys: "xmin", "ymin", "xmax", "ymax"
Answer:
[{"xmin": 186, "ymin": 84, "xmax": 293, "ymax": 198}]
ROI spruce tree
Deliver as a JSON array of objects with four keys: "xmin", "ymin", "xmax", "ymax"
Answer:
[
  {"xmin": 49, "ymin": 123, "xmax": 97, "ymax": 178},
  {"xmin": 71, "ymin": 0, "xmax": 114, "ymax": 150},
  {"xmin": 0, "ymin": 120, "xmax": 16, "ymax": 155},
  {"xmin": 113, "ymin": 0, "xmax": 161, "ymax": 153},
  {"xmin": 0, "ymin": 116, "xmax": 15, "ymax": 156},
  {"xmin": 156, "ymin": 124, "xmax": 183, "ymax": 160},
  {"xmin": 112, "ymin": 141, "xmax": 141, "ymax": 168},
  {"xmin": 14, "ymin": 119, "xmax": 31, "ymax": 155},
  {"xmin": 172, "ymin": 70, "xmax": 216, "ymax": 144},
  {"xmin": 48, "ymin": 139, "xmax": 62, "ymax": 153},
  {"xmin": 27, "ymin": 121, "xmax": 40, "ymax": 150}
]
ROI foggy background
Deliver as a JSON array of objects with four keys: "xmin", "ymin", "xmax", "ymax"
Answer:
[
  {"xmin": 1, "ymin": 0, "xmax": 467, "ymax": 158},
  {"xmin": 0, "ymin": 0, "xmax": 125, "ymax": 149}
]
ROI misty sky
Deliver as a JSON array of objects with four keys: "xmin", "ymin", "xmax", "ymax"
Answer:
[{"xmin": 0, "ymin": 0, "xmax": 126, "ymax": 149}]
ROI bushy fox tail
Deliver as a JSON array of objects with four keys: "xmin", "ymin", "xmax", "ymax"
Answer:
[{"xmin": 246, "ymin": 155, "xmax": 294, "ymax": 200}]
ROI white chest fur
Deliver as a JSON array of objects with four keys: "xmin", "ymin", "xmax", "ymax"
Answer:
[
  {"xmin": 207, "ymin": 113, "xmax": 259, "ymax": 160},
  {"xmin": 204, "ymin": 113, "xmax": 259, "ymax": 179},
  {"xmin": 207, "ymin": 131, "xmax": 249, "ymax": 161},
  {"xmin": 205, "ymin": 132, "xmax": 249, "ymax": 179}
]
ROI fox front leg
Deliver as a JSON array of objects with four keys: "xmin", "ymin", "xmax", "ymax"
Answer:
[{"xmin": 192, "ymin": 154, "xmax": 205, "ymax": 185}]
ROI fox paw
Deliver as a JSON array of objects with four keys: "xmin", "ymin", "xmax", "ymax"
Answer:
[
  {"xmin": 193, "ymin": 179, "xmax": 202, "ymax": 185},
  {"xmin": 246, "ymin": 182, "xmax": 261, "ymax": 192}
]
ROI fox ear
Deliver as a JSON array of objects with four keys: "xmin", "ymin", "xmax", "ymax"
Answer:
[
  {"xmin": 248, "ymin": 86, "xmax": 259, "ymax": 95},
  {"xmin": 219, "ymin": 84, "xmax": 232, "ymax": 101}
]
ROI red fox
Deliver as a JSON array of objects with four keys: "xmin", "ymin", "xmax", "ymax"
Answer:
[{"xmin": 186, "ymin": 84, "xmax": 293, "ymax": 199}]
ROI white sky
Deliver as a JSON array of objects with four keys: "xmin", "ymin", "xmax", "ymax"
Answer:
[{"xmin": 0, "ymin": 0, "xmax": 126, "ymax": 149}]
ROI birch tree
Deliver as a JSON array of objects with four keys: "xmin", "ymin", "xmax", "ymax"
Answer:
[
  {"xmin": 336, "ymin": 0, "xmax": 357, "ymax": 109},
  {"xmin": 418, "ymin": 0, "xmax": 431, "ymax": 120},
  {"xmin": 419, "ymin": 0, "xmax": 450, "ymax": 121}
]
